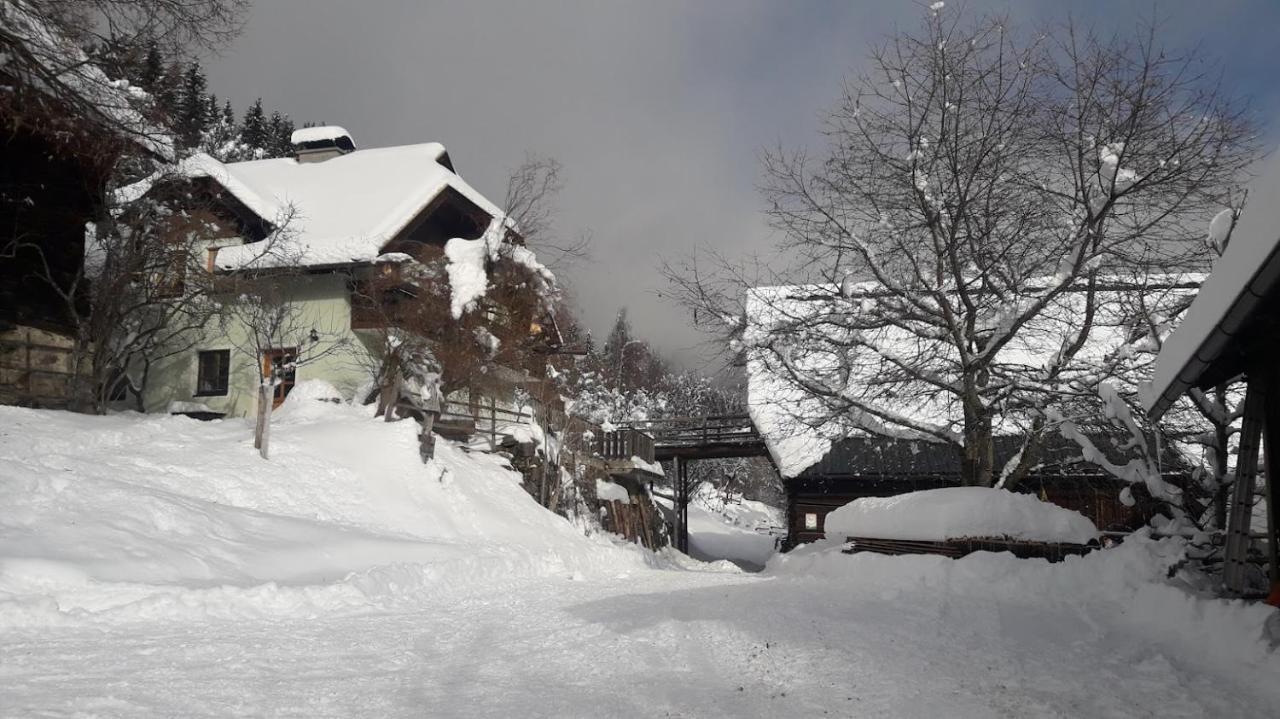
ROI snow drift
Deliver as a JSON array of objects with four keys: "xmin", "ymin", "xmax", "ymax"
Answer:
[
  {"xmin": 0, "ymin": 386, "xmax": 661, "ymax": 626},
  {"xmin": 768, "ymin": 534, "xmax": 1280, "ymax": 686}
]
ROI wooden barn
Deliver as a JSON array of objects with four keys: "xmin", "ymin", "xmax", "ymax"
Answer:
[
  {"xmin": 0, "ymin": 2, "xmax": 172, "ymax": 407},
  {"xmin": 783, "ymin": 434, "xmax": 1190, "ymax": 549}
]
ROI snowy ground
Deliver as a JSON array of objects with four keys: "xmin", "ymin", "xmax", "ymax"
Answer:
[
  {"xmin": 3, "ymin": 398, "xmax": 1279, "ymax": 717},
  {"xmin": 682, "ymin": 482, "xmax": 783, "ymax": 570}
]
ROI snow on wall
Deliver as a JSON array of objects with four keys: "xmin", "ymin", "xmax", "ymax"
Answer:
[
  {"xmin": 823, "ymin": 487, "xmax": 1099, "ymax": 544},
  {"xmin": 444, "ymin": 237, "xmax": 490, "ymax": 318}
]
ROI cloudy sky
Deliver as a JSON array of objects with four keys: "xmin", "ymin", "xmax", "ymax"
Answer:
[{"xmin": 204, "ymin": 0, "xmax": 1280, "ymax": 368}]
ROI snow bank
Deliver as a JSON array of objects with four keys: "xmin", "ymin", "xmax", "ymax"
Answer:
[
  {"xmin": 824, "ymin": 487, "xmax": 1099, "ymax": 544},
  {"xmin": 0, "ymin": 400, "xmax": 665, "ymax": 626},
  {"xmin": 768, "ymin": 534, "xmax": 1280, "ymax": 682}
]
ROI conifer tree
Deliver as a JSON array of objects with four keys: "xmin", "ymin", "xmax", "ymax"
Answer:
[
  {"xmin": 266, "ymin": 111, "xmax": 295, "ymax": 158},
  {"xmin": 176, "ymin": 62, "xmax": 210, "ymax": 148},
  {"xmin": 240, "ymin": 98, "xmax": 268, "ymax": 155}
]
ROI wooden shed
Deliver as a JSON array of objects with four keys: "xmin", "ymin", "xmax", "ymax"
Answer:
[{"xmin": 784, "ymin": 434, "xmax": 1188, "ymax": 550}]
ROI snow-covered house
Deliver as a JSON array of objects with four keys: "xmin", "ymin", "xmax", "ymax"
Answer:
[
  {"xmin": 741, "ymin": 280, "xmax": 1199, "ymax": 548},
  {"xmin": 134, "ymin": 128, "xmax": 553, "ymax": 419}
]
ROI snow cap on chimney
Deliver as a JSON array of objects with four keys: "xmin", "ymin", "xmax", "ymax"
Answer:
[{"xmin": 291, "ymin": 126, "xmax": 356, "ymax": 163}]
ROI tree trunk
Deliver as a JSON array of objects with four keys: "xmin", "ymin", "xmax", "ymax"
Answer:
[
  {"xmin": 254, "ymin": 382, "xmax": 272, "ymax": 459},
  {"xmin": 961, "ymin": 391, "xmax": 995, "ymax": 487}
]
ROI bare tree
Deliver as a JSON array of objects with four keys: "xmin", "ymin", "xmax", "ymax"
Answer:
[
  {"xmin": 504, "ymin": 154, "xmax": 590, "ymax": 270},
  {"xmin": 665, "ymin": 7, "xmax": 1257, "ymax": 488},
  {"xmin": 223, "ymin": 258, "xmax": 350, "ymax": 460}
]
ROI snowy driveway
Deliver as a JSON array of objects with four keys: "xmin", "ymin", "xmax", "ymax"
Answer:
[{"xmin": 4, "ymin": 567, "xmax": 1275, "ymax": 718}]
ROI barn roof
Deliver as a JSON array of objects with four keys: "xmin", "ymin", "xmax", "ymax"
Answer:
[
  {"xmin": 181, "ymin": 142, "xmax": 507, "ymax": 271},
  {"xmin": 744, "ymin": 277, "xmax": 1200, "ymax": 478},
  {"xmin": 795, "ymin": 433, "xmax": 1190, "ymax": 482},
  {"xmin": 0, "ymin": 0, "xmax": 174, "ymax": 160},
  {"xmin": 1145, "ymin": 224, "xmax": 1280, "ymax": 420}
]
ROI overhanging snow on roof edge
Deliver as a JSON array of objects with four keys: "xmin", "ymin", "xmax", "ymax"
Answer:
[{"xmin": 1145, "ymin": 229, "xmax": 1280, "ymax": 421}]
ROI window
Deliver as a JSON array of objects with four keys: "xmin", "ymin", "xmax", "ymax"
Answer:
[
  {"xmin": 195, "ymin": 350, "xmax": 230, "ymax": 396},
  {"xmin": 262, "ymin": 348, "xmax": 297, "ymax": 408},
  {"xmin": 804, "ymin": 512, "xmax": 819, "ymax": 531}
]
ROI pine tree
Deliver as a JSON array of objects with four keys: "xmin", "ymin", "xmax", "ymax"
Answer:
[
  {"xmin": 138, "ymin": 42, "xmax": 164, "ymax": 94},
  {"xmin": 176, "ymin": 62, "xmax": 210, "ymax": 148},
  {"xmin": 154, "ymin": 61, "xmax": 182, "ymax": 122},
  {"xmin": 240, "ymin": 98, "xmax": 268, "ymax": 155},
  {"xmin": 266, "ymin": 111, "xmax": 296, "ymax": 158}
]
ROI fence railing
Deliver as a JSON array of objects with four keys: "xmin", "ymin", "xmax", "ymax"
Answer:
[
  {"xmin": 597, "ymin": 428, "xmax": 656, "ymax": 464},
  {"xmin": 631, "ymin": 414, "xmax": 759, "ymax": 448}
]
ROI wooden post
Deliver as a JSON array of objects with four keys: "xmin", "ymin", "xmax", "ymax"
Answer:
[
  {"xmin": 1262, "ymin": 367, "xmax": 1280, "ymax": 588},
  {"xmin": 1225, "ymin": 379, "xmax": 1266, "ymax": 595},
  {"xmin": 672, "ymin": 455, "xmax": 683, "ymax": 550},
  {"xmin": 488, "ymin": 395, "xmax": 497, "ymax": 449}
]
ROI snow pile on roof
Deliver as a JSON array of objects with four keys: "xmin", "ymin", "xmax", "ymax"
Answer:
[
  {"xmin": 823, "ymin": 487, "xmax": 1099, "ymax": 544},
  {"xmin": 179, "ymin": 142, "xmax": 503, "ymax": 270},
  {"xmin": 1, "ymin": 0, "xmax": 173, "ymax": 159},
  {"xmin": 290, "ymin": 125, "xmax": 353, "ymax": 146},
  {"xmin": 0, "ymin": 393, "xmax": 665, "ymax": 625},
  {"xmin": 744, "ymin": 278, "xmax": 1201, "ymax": 477}
]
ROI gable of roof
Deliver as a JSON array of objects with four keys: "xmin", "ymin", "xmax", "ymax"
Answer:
[{"xmin": 182, "ymin": 142, "xmax": 506, "ymax": 271}]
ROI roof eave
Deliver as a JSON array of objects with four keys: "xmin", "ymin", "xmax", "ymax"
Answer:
[{"xmin": 1147, "ymin": 238, "xmax": 1280, "ymax": 421}]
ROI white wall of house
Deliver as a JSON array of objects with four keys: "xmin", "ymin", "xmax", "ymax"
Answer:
[{"xmin": 141, "ymin": 272, "xmax": 377, "ymax": 418}]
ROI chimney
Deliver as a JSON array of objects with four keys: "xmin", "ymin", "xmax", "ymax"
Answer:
[{"xmin": 291, "ymin": 126, "xmax": 356, "ymax": 163}]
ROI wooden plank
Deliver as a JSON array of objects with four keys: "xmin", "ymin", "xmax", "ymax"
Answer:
[{"xmin": 1224, "ymin": 378, "xmax": 1266, "ymax": 594}]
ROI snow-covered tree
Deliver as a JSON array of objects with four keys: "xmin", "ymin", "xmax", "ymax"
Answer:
[{"xmin": 666, "ymin": 7, "xmax": 1258, "ymax": 488}]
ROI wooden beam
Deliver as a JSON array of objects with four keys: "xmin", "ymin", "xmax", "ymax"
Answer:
[
  {"xmin": 1263, "ymin": 365, "xmax": 1280, "ymax": 588},
  {"xmin": 1224, "ymin": 378, "xmax": 1266, "ymax": 595}
]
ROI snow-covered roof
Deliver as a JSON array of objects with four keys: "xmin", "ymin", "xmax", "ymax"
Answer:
[
  {"xmin": 181, "ymin": 142, "xmax": 505, "ymax": 270},
  {"xmin": 1145, "ymin": 227, "xmax": 1280, "ymax": 420},
  {"xmin": 1, "ymin": 0, "xmax": 174, "ymax": 160},
  {"xmin": 744, "ymin": 277, "xmax": 1201, "ymax": 478}
]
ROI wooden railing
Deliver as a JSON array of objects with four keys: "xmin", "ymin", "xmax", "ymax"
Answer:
[
  {"xmin": 597, "ymin": 428, "xmax": 656, "ymax": 463},
  {"xmin": 631, "ymin": 414, "xmax": 760, "ymax": 449}
]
